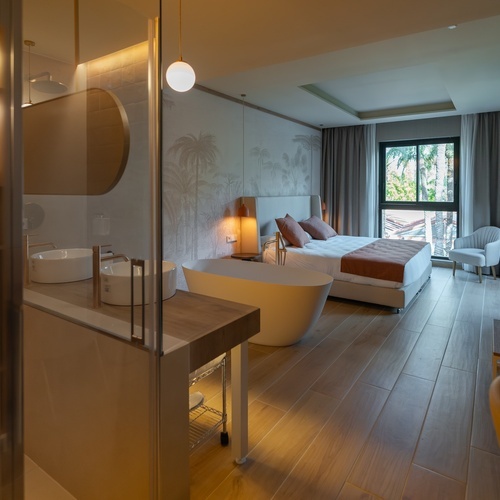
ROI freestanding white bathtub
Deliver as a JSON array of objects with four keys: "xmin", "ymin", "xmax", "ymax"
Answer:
[{"xmin": 182, "ymin": 259, "xmax": 333, "ymax": 346}]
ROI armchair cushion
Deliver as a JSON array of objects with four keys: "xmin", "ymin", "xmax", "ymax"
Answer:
[
  {"xmin": 450, "ymin": 226, "xmax": 500, "ymax": 267},
  {"xmin": 448, "ymin": 248, "xmax": 486, "ymax": 267}
]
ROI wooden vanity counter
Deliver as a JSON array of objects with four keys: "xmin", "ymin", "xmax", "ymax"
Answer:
[
  {"xmin": 165, "ymin": 289, "xmax": 260, "ymax": 369},
  {"xmin": 24, "ymin": 279, "xmax": 260, "ymax": 371}
]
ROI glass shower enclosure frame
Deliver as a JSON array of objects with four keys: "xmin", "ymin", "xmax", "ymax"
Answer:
[
  {"xmin": 1, "ymin": 0, "xmax": 24, "ymax": 498},
  {"xmin": 19, "ymin": 1, "xmax": 167, "ymax": 498}
]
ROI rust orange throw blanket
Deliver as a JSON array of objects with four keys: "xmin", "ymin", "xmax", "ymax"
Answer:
[{"xmin": 340, "ymin": 239, "xmax": 428, "ymax": 283}]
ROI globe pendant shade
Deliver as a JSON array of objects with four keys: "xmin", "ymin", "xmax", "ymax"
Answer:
[{"xmin": 166, "ymin": 60, "xmax": 196, "ymax": 92}]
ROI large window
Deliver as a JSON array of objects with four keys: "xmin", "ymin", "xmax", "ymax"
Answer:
[{"xmin": 379, "ymin": 138, "xmax": 459, "ymax": 258}]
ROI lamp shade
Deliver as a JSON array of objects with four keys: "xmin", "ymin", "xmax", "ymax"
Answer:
[
  {"xmin": 238, "ymin": 203, "xmax": 250, "ymax": 217},
  {"xmin": 166, "ymin": 60, "xmax": 196, "ymax": 92}
]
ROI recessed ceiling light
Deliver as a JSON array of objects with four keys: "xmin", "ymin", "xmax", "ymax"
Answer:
[{"xmin": 448, "ymin": 24, "xmax": 457, "ymax": 30}]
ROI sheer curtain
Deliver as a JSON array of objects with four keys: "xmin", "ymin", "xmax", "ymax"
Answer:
[
  {"xmin": 321, "ymin": 124, "xmax": 377, "ymax": 237},
  {"xmin": 460, "ymin": 112, "xmax": 500, "ymax": 236}
]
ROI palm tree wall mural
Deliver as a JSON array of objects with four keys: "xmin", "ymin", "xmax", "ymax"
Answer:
[
  {"xmin": 293, "ymin": 134, "xmax": 322, "ymax": 186},
  {"xmin": 168, "ymin": 132, "xmax": 219, "ymax": 258},
  {"xmin": 162, "ymin": 88, "xmax": 321, "ymax": 286}
]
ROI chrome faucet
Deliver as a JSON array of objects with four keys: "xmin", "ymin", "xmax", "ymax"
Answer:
[
  {"xmin": 92, "ymin": 245, "xmax": 129, "ymax": 308},
  {"xmin": 261, "ymin": 232, "xmax": 287, "ymax": 266},
  {"xmin": 23, "ymin": 234, "xmax": 56, "ymax": 285}
]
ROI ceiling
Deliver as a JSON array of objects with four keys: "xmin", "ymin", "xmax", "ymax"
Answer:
[
  {"xmin": 167, "ymin": 0, "xmax": 500, "ymax": 128},
  {"xmin": 24, "ymin": 0, "xmax": 500, "ymax": 129}
]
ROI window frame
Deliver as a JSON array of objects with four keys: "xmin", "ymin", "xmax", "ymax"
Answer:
[{"xmin": 378, "ymin": 136, "xmax": 460, "ymax": 257}]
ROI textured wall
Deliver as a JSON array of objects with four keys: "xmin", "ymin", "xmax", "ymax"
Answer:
[{"xmin": 162, "ymin": 88, "xmax": 321, "ymax": 282}]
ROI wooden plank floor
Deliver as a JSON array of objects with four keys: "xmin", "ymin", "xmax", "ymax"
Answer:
[{"xmin": 188, "ymin": 266, "xmax": 500, "ymax": 499}]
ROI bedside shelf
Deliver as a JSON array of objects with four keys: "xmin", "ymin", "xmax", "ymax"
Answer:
[{"xmin": 230, "ymin": 252, "xmax": 261, "ymax": 261}]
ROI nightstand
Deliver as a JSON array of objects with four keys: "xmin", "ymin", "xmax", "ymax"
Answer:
[{"xmin": 230, "ymin": 252, "xmax": 261, "ymax": 262}]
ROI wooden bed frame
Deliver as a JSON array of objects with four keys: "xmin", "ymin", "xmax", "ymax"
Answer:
[{"xmin": 240, "ymin": 195, "xmax": 432, "ymax": 310}]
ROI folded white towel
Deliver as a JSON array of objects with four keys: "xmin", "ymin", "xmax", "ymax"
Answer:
[{"xmin": 189, "ymin": 391, "xmax": 204, "ymax": 411}]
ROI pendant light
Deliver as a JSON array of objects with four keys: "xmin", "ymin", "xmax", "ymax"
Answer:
[
  {"xmin": 166, "ymin": 0, "xmax": 195, "ymax": 92},
  {"xmin": 238, "ymin": 94, "xmax": 250, "ymax": 217},
  {"xmin": 22, "ymin": 40, "xmax": 35, "ymax": 107}
]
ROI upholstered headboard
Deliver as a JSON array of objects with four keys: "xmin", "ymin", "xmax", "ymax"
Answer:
[{"xmin": 240, "ymin": 195, "xmax": 322, "ymax": 253}]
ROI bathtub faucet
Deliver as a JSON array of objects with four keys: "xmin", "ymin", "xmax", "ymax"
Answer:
[
  {"xmin": 23, "ymin": 234, "xmax": 56, "ymax": 285},
  {"xmin": 261, "ymin": 232, "xmax": 287, "ymax": 266},
  {"xmin": 92, "ymin": 245, "xmax": 129, "ymax": 308}
]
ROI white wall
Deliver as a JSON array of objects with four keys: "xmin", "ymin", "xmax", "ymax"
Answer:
[{"xmin": 162, "ymin": 88, "xmax": 322, "ymax": 286}]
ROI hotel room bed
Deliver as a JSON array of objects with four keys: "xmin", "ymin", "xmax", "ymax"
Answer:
[{"xmin": 240, "ymin": 195, "xmax": 432, "ymax": 310}]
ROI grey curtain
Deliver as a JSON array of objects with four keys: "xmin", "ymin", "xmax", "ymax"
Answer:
[
  {"xmin": 321, "ymin": 124, "xmax": 377, "ymax": 236},
  {"xmin": 460, "ymin": 111, "xmax": 500, "ymax": 235}
]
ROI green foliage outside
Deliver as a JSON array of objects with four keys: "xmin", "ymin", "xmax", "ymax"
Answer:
[
  {"xmin": 385, "ymin": 145, "xmax": 416, "ymax": 201},
  {"xmin": 385, "ymin": 143, "xmax": 454, "ymax": 203}
]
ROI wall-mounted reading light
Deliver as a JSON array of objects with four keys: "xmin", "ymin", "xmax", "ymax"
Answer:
[
  {"xmin": 166, "ymin": 0, "xmax": 196, "ymax": 92},
  {"xmin": 238, "ymin": 94, "xmax": 250, "ymax": 217},
  {"xmin": 22, "ymin": 40, "xmax": 35, "ymax": 107}
]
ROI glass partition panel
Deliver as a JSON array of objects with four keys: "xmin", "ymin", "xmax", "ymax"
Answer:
[{"xmin": 22, "ymin": 1, "xmax": 162, "ymax": 497}]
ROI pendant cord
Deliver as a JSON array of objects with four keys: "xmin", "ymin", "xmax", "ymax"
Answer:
[
  {"xmin": 24, "ymin": 40, "xmax": 35, "ymax": 105},
  {"xmin": 241, "ymin": 94, "xmax": 246, "ymax": 203},
  {"xmin": 28, "ymin": 44, "xmax": 32, "ymax": 103},
  {"xmin": 178, "ymin": 0, "xmax": 183, "ymax": 61}
]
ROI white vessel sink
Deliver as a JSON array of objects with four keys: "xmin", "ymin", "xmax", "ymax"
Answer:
[
  {"xmin": 100, "ymin": 260, "xmax": 177, "ymax": 306},
  {"xmin": 30, "ymin": 248, "xmax": 93, "ymax": 283}
]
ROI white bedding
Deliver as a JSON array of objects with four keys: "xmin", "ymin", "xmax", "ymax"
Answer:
[{"xmin": 262, "ymin": 235, "xmax": 432, "ymax": 289}]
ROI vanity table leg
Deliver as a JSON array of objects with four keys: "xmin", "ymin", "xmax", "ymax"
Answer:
[
  {"xmin": 231, "ymin": 340, "xmax": 248, "ymax": 464},
  {"xmin": 160, "ymin": 343, "xmax": 190, "ymax": 499}
]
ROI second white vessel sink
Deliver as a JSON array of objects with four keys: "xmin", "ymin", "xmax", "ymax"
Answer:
[{"xmin": 100, "ymin": 260, "xmax": 177, "ymax": 305}]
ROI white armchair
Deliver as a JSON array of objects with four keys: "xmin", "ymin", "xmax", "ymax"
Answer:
[{"xmin": 449, "ymin": 226, "xmax": 500, "ymax": 283}]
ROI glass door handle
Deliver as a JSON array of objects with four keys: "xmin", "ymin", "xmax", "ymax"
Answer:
[{"xmin": 130, "ymin": 258, "xmax": 145, "ymax": 345}]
